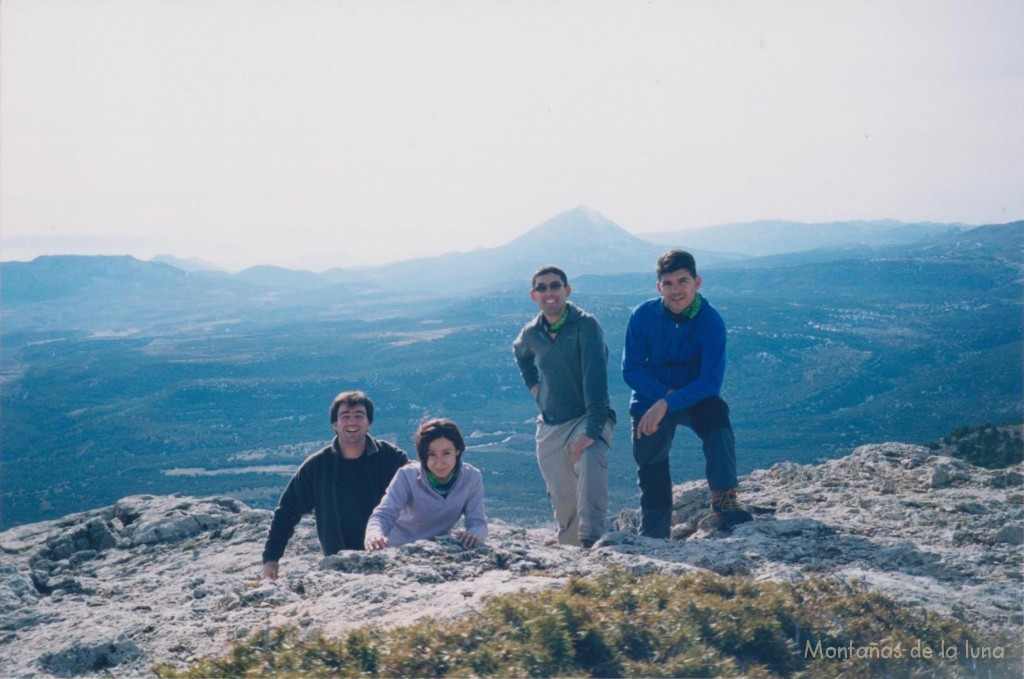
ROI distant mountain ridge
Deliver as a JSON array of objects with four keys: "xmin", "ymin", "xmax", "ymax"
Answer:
[
  {"xmin": 712, "ymin": 220, "xmax": 1024, "ymax": 271},
  {"xmin": 639, "ymin": 218, "xmax": 970, "ymax": 257},
  {"xmin": 912, "ymin": 220, "xmax": 1024, "ymax": 259},
  {"xmin": 317, "ymin": 206, "xmax": 742, "ymax": 293},
  {"xmin": 0, "ymin": 255, "xmax": 188, "ymax": 304},
  {"xmin": 150, "ymin": 254, "xmax": 223, "ymax": 273},
  {"xmin": 4, "ymin": 215, "xmax": 1016, "ymax": 306},
  {"xmin": 13, "ymin": 208, "xmax": 1001, "ymax": 297},
  {"xmin": 143, "ymin": 210, "xmax": 1012, "ymax": 290}
]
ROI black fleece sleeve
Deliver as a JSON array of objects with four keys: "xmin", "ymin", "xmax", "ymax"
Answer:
[{"xmin": 261, "ymin": 467, "xmax": 313, "ymax": 563}]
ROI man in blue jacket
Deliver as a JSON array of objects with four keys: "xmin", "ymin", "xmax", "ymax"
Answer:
[{"xmin": 623, "ymin": 250, "xmax": 753, "ymax": 537}]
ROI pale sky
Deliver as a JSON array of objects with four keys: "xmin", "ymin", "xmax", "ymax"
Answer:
[{"xmin": 2, "ymin": 0, "xmax": 1022, "ymax": 271}]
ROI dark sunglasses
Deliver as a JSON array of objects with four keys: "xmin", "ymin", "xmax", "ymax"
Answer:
[{"xmin": 533, "ymin": 281, "xmax": 565, "ymax": 292}]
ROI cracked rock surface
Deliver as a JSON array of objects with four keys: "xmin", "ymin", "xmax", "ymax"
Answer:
[{"xmin": 1, "ymin": 443, "xmax": 1020, "ymax": 676}]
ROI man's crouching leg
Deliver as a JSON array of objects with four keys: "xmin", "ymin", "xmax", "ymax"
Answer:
[
  {"xmin": 632, "ymin": 412, "xmax": 676, "ymax": 539},
  {"xmin": 637, "ymin": 459, "xmax": 673, "ymax": 538},
  {"xmin": 692, "ymin": 398, "xmax": 753, "ymax": 529}
]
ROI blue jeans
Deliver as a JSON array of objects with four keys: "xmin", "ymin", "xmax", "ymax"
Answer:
[{"xmin": 630, "ymin": 396, "xmax": 738, "ymax": 537}]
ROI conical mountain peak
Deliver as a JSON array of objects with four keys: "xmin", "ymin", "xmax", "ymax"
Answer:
[{"xmin": 512, "ymin": 206, "xmax": 646, "ymax": 248}]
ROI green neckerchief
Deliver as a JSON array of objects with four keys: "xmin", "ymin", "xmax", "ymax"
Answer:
[
  {"xmin": 425, "ymin": 462, "xmax": 461, "ymax": 498},
  {"xmin": 663, "ymin": 293, "xmax": 703, "ymax": 323},
  {"xmin": 542, "ymin": 307, "xmax": 570, "ymax": 334}
]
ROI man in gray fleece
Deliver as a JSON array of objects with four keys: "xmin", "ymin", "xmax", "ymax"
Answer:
[{"xmin": 513, "ymin": 265, "xmax": 616, "ymax": 548}]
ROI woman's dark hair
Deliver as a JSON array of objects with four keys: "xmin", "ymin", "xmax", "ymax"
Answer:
[{"xmin": 414, "ymin": 418, "xmax": 466, "ymax": 466}]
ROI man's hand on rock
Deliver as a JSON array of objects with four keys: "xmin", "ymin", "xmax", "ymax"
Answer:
[{"xmin": 262, "ymin": 561, "xmax": 279, "ymax": 580}]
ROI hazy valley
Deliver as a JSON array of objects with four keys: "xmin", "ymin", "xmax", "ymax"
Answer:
[{"xmin": 2, "ymin": 210, "xmax": 1021, "ymax": 529}]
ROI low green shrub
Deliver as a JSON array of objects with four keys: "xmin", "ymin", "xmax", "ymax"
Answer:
[
  {"xmin": 155, "ymin": 570, "xmax": 1020, "ymax": 678},
  {"xmin": 929, "ymin": 422, "xmax": 1024, "ymax": 469}
]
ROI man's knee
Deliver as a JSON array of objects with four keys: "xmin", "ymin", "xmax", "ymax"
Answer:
[
  {"xmin": 631, "ymin": 420, "xmax": 671, "ymax": 468},
  {"xmin": 690, "ymin": 397, "xmax": 731, "ymax": 437}
]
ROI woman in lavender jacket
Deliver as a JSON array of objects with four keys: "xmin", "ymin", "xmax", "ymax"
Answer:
[{"xmin": 365, "ymin": 418, "xmax": 487, "ymax": 551}]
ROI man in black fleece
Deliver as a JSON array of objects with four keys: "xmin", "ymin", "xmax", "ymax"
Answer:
[{"xmin": 261, "ymin": 391, "xmax": 408, "ymax": 579}]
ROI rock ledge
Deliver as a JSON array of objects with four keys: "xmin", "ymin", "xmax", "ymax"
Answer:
[{"xmin": 0, "ymin": 443, "xmax": 1020, "ymax": 676}]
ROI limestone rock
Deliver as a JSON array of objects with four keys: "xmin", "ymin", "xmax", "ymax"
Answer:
[
  {"xmin": 37, "ymin": 635, "xmax": 140, "ymax": 677},
  {"xmin": 0, "ymin": 443, "xmax": 1020, "ymax": 677}
]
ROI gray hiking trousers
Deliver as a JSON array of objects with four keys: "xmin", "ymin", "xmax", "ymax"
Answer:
[{"xmin": 535, "ymin": 414, "xmax": 613, "ymax": 545}]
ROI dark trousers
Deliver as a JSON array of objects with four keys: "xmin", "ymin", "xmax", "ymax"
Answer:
[{"xmin": 630, "ymin": 396, "xmax": 738, "ymax": 537}]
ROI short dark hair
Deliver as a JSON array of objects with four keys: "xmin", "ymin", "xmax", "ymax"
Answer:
[
  {"xmin": 531, "ymin": 265, "xmax": 568, "ymax": 289},
  {"xmin": 656, "ymin": 250, "xmax": 698, "ymax": 279},
  {"xmin": 330, "ymin": 391, "xmax": 374, "ymax": 424},
  {"xmin": 414, "ymin": 418, "xmax": 466, "ymax": 466}
]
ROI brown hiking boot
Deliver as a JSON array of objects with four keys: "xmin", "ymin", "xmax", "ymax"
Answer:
[{"xmin": 711, "ymin": 488, "xmax": 754, "ymax": 529}]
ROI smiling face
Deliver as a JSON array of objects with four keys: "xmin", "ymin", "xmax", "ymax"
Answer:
[
  {"xmin": 657, "ymin": 268, "xmax": 702, "ymax": 314},
  {"xmin": 332, "ymin": 403, "xmax": 370, "ymax": 449},
  {"xmin": 530, "ymin": 272, "xmax": 571, "ymax": 322},
  {"xmin": 425, "ymin": 436, "xmax": 459, "ymax": 483}
]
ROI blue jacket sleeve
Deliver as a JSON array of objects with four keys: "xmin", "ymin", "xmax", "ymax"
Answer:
[{"xmin": 622, "ymin": 307, "xmax": 671, "ymax": 405}]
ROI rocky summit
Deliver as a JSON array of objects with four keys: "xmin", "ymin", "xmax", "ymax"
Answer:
[{"xmin": 1, "ymin": 443, "xmax": 1021, "ymax": 677}]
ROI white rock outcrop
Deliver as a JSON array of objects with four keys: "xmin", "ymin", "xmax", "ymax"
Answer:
[{"xmin": 0, "ymin": 443, "xmax": 1020, "ymax": 676}]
